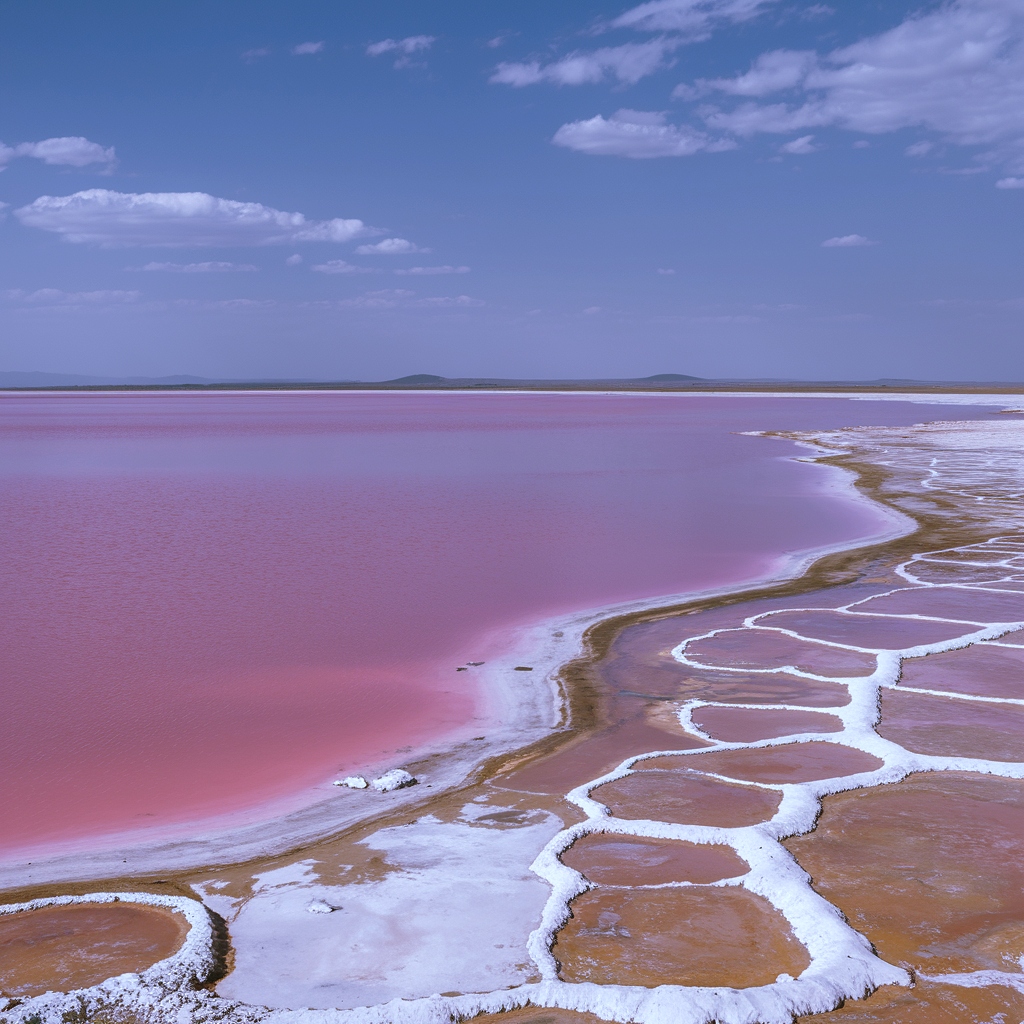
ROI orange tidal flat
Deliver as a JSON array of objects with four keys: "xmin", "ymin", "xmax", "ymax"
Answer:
[
  {"xmin": 691, "ymin": 705, "xmax": 844, "ymax": 742},
  {"xmin": 641, "ymin": 741, "xmax": 884, "ymax": 784},
  {"xmin": 592, "ymin": 770, "xmax": 782, "ymax": 827},
  {"xmin": 785, "ymin": 772, "xmax": 1024, "ymax": 979},
  {"xmin": 554, "ymin": 887, "xmax": 810, "ymax": 987},
  {"xmin": 879, "ymin": 688, "xmax": 1024, "ymax": 761},
  {"xmin": 561, "ymin": 834, "xmax": 747, "ymax": 886},
  {"xmin": 0, "ymin": 903, "xmax": 189, "ymax": 997}
]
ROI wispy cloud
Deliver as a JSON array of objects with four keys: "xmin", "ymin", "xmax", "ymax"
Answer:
[
  {"xmin": 15, "ymin": 190, "xmax": 367, "ymax": 248},
  {"xmin": 134, "ymin": 261, "xmax": 258, "ymax": 272},
  {"xmin": 491, "ymin": 0, "xmax": 782, "ymax": 89},
  {"xmin": 821, "ymin": 234, "xmax": 876, "ymax": 247},
  {"xmin": 492, "ymin": 39, "xmax": 678, "ymax": 87},
  {"xmin": 996, "ymin": 176, "xmax": 1024, "ymax": 188},
  {"xmin": 2, "ymin": 288, "xmax": 140, "ymax": 305},
  {"xmin": 311, "ymin": 260, "xmax": 375, "ymax": 274},
  {"xmin": 0, "ymin": 136, "xmax": 116, "ymax": 171},
  {"xmin": 366, "ymin": 35, "xmax": 435, "ymax": 67},
  {"xmin": 394, "ymin": 265, "xmax": 469, "ymax": 275},
  {"xmin": 241, "ymin": 47, "xmax": 270, "ymax": 61},
  {"xmin": 355, "ymin": 237, "xmax": 430, "ymax": 255},
  {"xmin": 779, "ymin": 134, "xmax": 819, "ymax": 154},
  {"xmin": 291, "ymin": 41, "xmax": 324, "ymax": 56}
]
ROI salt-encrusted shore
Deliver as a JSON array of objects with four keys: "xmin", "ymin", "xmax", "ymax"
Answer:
[{"xmin": 0, "ymin": 426, "xmax": 911, "ymax": 892}]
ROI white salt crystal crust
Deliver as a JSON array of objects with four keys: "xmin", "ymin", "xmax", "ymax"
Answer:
[{"xmin": 371, "ymin": 769, "xmax": 416, "ymax": 792}]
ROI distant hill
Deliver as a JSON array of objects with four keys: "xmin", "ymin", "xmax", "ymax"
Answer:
[{"xmin": 637, "ymin": 373, "xmax": 703, "ymax": 382}]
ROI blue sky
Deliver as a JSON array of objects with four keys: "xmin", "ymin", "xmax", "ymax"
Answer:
[{"xmin": 2, "ymin": 0, "xmax": 1023, "ymax": 381}]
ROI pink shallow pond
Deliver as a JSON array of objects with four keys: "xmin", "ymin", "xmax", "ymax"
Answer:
[{"xmin": 0, "ymin": 391, "xmax": 999, "ymax": 856}]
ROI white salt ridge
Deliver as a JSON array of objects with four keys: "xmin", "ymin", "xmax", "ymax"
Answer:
[
  {"xmin": 334, "ymin": 777, "xmax": 368, "ymax": 789},
  {"xmin": 371, "ymin": 769, "xmax": 416, "ymax": 792},
  {"xmin": 6, "ymin": 416, "xmax": 1024, "ymax": 1024}
]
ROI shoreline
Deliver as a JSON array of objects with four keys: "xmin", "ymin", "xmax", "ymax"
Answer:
[{"xmin": 0, "ymin": 443, "xmax": 916, "ymax": 898}]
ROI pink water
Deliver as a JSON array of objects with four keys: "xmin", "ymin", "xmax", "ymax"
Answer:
[{"xmin": 0, "ymin": 391, "xmax": 997, "ymax": 856}]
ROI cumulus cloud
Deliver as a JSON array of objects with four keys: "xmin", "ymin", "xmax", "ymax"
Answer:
[
  {"xmin": 821, "ymin": 234, "xmax": 876, "ymax": 247},
  {"xmin": 394, "ymin": 265, "xmax": 470, "ymax": 275},
  {"xmin": 311, "ymin": 259, "xmax": 374, "ymax": 274},
  {"xmin": 135, "ymin": 261, "xmax": 258, "ymax": 272},
  {"xmin": 996, "ymin": 176, "xmax": 1024, "ymax": 187},
  {"xmin": 779, "ymin": 134, "xmax": 819, "ymax": 154},
  {"xmin": 492, "ymin": 39, "xmax": 678, "ymax": 87},
  {"xmin": 291, "ymin": 41, "xmax": 324, "ymax": 55},
  {"xmin": 0, "ymin": 136, "xmax": 116, "ymax": 170},
  {"xmin": 2, "ymin": 288, "xmax": 139, "ymax": 305},
  {"xmin": 691, "ymin": 0, "xmax": 1024, "ymax": 173},
  {"xmin": 14, "ymin": 190, "xmax": 367, "ymax": 248},
  {"xmin": 355, "ymin": 237, "xmax": 430, "ymax": 255},
  {"xmin": 366, "ymin": 35, "xmax": 435, "ymax": 57},
  {"xmin": 553, "ymin": 109, "xmax": 734, "ymax": 158}
]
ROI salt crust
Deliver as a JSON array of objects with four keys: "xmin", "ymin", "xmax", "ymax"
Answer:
[{"xmin": 5, "ymin": 411, "xmax": 1024, "ymax": 1024}]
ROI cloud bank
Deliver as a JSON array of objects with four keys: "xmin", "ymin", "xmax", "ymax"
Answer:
[
  {"xmin": 0, "ymin": 136, "xmax": 116, "ymax": 170},
  {"xmin": 14, "ymin": 190, "xmax": 367, "ymax": 247}
]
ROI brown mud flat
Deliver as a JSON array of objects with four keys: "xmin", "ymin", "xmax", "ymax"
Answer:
[
  {"xmin": 554, "ymin": 887, "xmax": 810, "ymax": 988},
  {"xmin": 0, "ymin": 902, "xmax": 189, "ymax": 997},
  {"xmin": 899, "ymin": 642, "xmax": 1024, "ymax": 699},
  {"xmin": 641, "ymin": 742, "xmax": 884, "ymax": 784},
  {"xmin": 561, "ymin": 834, "xmax": 747, "ymax": 886},
  {"xmin": 879, "ymin": 688, "xmax": 1024, "ymax": 761},
  {"xmin": 592, "ymin": 770, "xmax": 783, "ymax": 827},
  {"xmin": 691, "ymin": 706, "xmax": 844, "ymax": 742},
  {"xmin": 786, "ymin": 772, "xmax": 1024, "ymax": 977},
  {"xmin": 796, "ymin": 981, "xmax": 1024, "ymax": 1022}
]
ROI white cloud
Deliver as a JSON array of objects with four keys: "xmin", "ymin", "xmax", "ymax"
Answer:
[
  {"xmin": 395, "ymin": 265, "xmax": 470, "ymax": 275},
  {"xmin": 285, "ymin": 253, "xmax": 303, "ymax": 265},
  {"xmin": 553, "ymin": 109, "xmax": 734, "ymax": 158},
  {"xmin": 14, "ymin": 190, "xmax": 367, "ymax": 248},
  {"xmin": 0, "ymin": 136, "xmax": 116, "ymax": 170},
  {"xmin": 492, "ymin": 39, "xmax": 677, "ymax": 87},
  {"xmin": 366, "ymin": 36, "xmax": 435, "ymax": 57},
  {"xmin": 689, "ymin": 49, "xmax": 815, "ymax": 98},
  {"xmin": 610, "ymin": 0, "xmax": 779, "ymax": 36},
  {"xmin": 821, "ymin": 234, "xmax": 876, "ymax": 247},
  {"xmin": 780, "ymin": 134, "xmax": 819, "ymax": 154},
  {"xmin": 657, "ymin": 267, "xmax": 676, "ymax": 274},
  {"xmin": 693, "ymin": 0, "xmax": 1024, "ymax": 173},
  {"xmin": 852, "ymin": 139, "xmax": 871, "ymax": 148},
  {"xmin": 996, "ymin": 176, "xmax": 1024, "ymax": 187},
  {"xmin": 311, "ymin": 259, "xmax": 374, "ymax": 274},
  {"xmin": 336, "ymin": 288, "xmax": 415, "ymax": 308},
  {"xmin": 135, "ymin": 261, "xmax": 258, "ymax": 272},
  {"xmin": 2, "ymin": 288, "xmax": 139, "ymax": 305},
  {"xmin": 905, "ymin": 140, "xmax": 934, "ymax": 157},
  {"xmin": 583, "ymin": 305, "xmax": 602, "ymax": 314},
  {"xmin": 242, "ymin": 47, "xmax": 270, "ymax": 61},
  {"xmin": 801, "ymin": 4, "xmax": 834, "ymax": 18},
  {"xmin": 291, "ymin": 41, "xmax": 324, "ymax": 55},
  {"xmin": 417, "ymin": 294, "xmax": 483, "ymax": 307},
  {"xmin": 355, "ymin": 237, "xmax": 430, "ymax": 255}
]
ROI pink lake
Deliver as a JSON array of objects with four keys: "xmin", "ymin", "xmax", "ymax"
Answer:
[{"xmin": 0, "ymin": 391, "xmax": 998, "ymax": 857}]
